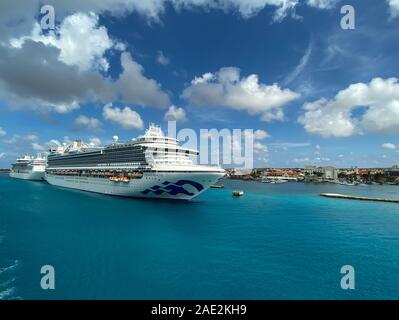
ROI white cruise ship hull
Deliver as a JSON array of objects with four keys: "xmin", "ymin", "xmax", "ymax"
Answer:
[
  {"xmin": 9, "ymin": 171, "xmax": 45, "ymax": 181},
  {"xmin": 45, "ymin": 171, "xmax": 225, "ymax": 200}
]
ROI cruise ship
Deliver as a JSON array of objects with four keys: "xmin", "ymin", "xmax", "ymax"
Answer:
[
  {"xmin": 10, "ymin": 155, "xmax": 46, "ymax": 180},
  {"xmin": 45, "ymin": 124, "xmax": 226, "ymax": 200}
]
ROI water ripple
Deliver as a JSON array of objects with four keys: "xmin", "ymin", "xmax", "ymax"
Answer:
[
  {"xmin": 0, "ymin": 287, "xmax": 18, "ymax": 300},
  {"xmin": 0, "ymin": 260, "xmax": 20, "ymax": 275},
  {"xmin": 0, "ymin": 260, "xmax": 20, "ymax": 300}
]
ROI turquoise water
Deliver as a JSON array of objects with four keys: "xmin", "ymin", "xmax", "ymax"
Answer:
[{"xmin": 1, "ymin": 174, "xmax": 399, "ymax": 300}]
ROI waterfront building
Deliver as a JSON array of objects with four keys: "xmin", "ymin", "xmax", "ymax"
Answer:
[{"xmin": 385, "ymin": 165, "xmax": 399, "ymax": 177}]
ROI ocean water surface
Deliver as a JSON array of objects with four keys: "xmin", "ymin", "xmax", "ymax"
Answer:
[{"xmin": 1, "ymin": 175, "xmax": 399, "ymax": 299}]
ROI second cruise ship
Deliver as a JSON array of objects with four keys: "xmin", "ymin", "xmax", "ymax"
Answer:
[
  {"xmin": 10, "ymin": 155, "xmax": 46, "ymax": 181},
  {"xmin": 45, "ymin": 124, "xmax": 225, "ymax": 200}
]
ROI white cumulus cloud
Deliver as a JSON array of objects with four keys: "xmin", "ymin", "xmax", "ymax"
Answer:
[
  {"xmin": 89, "ymin": 137, "xmax": 102, "ymax": 147},
  {"xmin": 156, "ymin": 50, "xmax": 170, "ymax": 66},
  {"xmin": 387, "ymin": 0, "xmax": 399, "ymax": 17},
  {"xmin": 254, "ymin": 141, "xmax": 269, "ymax": 153},
  {"xmin": 2, "ymin": 12, "xmax": 169, "ymax": 113},
  {"xmin": 103, "ymin": 103, "xmax": 143, "ymax": 129},
  {"xmin": 115, "ymin": 52, "xmax": 170, "ymax": 107},
  {"xmin": 0, "ymin": 0, "xmax": 342, "ymax": 41},
  {"xmin": 32, "ymin": 142, "xmax": 46, "ymax": 151},
  {"xmin": 0, "ymin": 127, "xmax": 6, "ymax": 136},
  {"xmin": 254, "ymin": 129, "xmax": 270, "ymax": 140},
  {"xmin": 164, "ymin": 105, "xmax": 187, "ymax": 122},
  {"xmin": 299, "ymin": 78, "xmax": 399, "ymax": 137},
  {"xmin": 306, "ymin": 0, "xmax": 338, "ymax": 9},
  {"xmin": 243, "ymin": 129, "xmax": 270, "ymax": 141},
  {"xmin": 292, "ymin": 157, "xmax": 310, "ymax": 163},
  {"xmin": 182, "ymin": 67, "xmax": 300, "ymax": 122},
  {"xmin": 74, "ymin": 115, "xmax": 102, "ymax": 130},
  {"xmin": 52, "ymin": 101, "xmax": 80, "ymax": 114},
  {"xmin": 10, "ymin": 12, "xmax": 114, "ymax": 72},
  {"xmin": 382, "ymin": 142, "xmax": 396, "ymax": 150}
]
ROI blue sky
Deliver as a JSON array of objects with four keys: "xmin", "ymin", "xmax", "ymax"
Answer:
[{"xmin": 0, "ymin": 0, "xmax": 399, "ymax": 168}]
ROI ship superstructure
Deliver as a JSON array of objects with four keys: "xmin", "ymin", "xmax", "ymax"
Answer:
[{"xmin": 45, "ymin": 124, "xmax": 225, "ymax": 200}]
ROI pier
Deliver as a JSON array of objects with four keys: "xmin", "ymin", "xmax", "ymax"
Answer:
[{"xmin": 320, "ymin": 193, "xmax": 399, "ymax": 203}]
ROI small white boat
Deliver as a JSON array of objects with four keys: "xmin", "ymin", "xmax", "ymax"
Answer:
[
  {"xmin": 210, "ymin": 184, "xmax": 224, "ymax": 189},
  {"xmin": 339, "ymin": 181, "xmax": 356, "ymax": 186},
  {"xmin": 232, "ymin": 190, "xmax": 244, "ymax": 197}
]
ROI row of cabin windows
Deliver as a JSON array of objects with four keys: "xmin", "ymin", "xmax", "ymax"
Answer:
[
  {"xmin": 52, "ymin": 150, "xmax": 190, "ymax": 164},
  {"xmin": 49, "ymin": 156, "xmax": 147, "ymax": 165},
  {"xmin": 50, "ymin": 152, "xmax": 146, "ymax": 161},
  {"xmin": 52, "ymin": 149, "xmax": 190, "ymax": 163}
]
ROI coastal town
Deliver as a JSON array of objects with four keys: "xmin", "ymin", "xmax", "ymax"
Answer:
[{"xmin": 227, "ymin": 165, "xmax": 399, "ymax": 185}]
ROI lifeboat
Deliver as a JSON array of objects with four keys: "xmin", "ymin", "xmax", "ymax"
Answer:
[{"xmin": 109, "ymin": 176, "xmax": 130, "ymax": 183}]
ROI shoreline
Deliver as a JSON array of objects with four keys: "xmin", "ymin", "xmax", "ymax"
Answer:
[
  {"xmin": 320, "ymin": 193, "xmax": 399, "ymax": 203},
  {"xmin": 225, "ymin": 176, "xmax": 398, "ymax": 186}
]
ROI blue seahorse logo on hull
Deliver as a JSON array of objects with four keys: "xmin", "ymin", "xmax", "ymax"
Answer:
[{"xmin": 142, "ymin": 180, "xmax": 204, "ymax": 196}]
